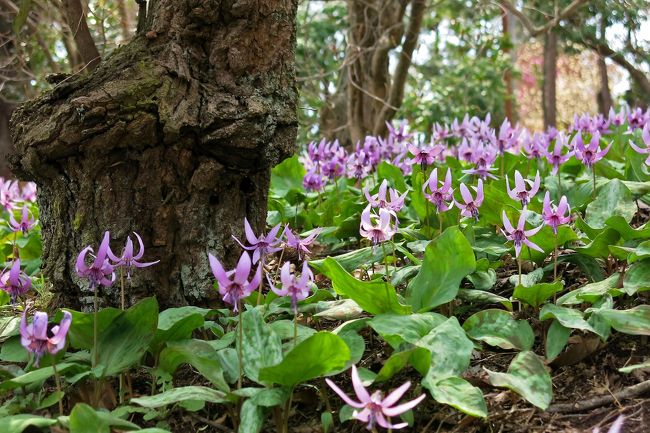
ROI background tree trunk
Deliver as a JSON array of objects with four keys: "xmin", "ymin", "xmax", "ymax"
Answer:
[
  {"xmin": 542, "ymin": 30, "xmax": 558, "ymax": 128},
  {"xmin": 9, "ymin": 0, "xmax": 298, "ymax": 309}
]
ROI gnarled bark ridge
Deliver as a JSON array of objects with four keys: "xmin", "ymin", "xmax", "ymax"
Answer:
[{"xmin": 10, "ymin": 0, "xmax": 298, "ymax": 309}]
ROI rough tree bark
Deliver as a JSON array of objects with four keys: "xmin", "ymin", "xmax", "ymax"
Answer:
[
  {"xmin": 596, "ymin": 14, "xmax": 612, "ymax": 114},
  {"xmin": 542, "ymin": 30, "xmax": 557, "ymax": 128},
  {"xmin": 9, "ymin": 0, "xmax": 298, "ymax": 309}
]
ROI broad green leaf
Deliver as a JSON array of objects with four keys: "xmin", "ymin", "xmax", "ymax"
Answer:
[
  {"xmin": 418, "ymin": 317, "xmax": 473, "ymax": 381},
  {"xmin": 575, "ymin": 228, "xmax": 621, "ymax": 258},
  {"xmin": 240, "ymin": 308, "xmax": 283, "ymax": 384},
  {"xmin": 605, "ymin": 216, "xmax": 650, "ymax": 240},
  {"xmin": 513, "ymin": 281, "xmax": 563, "ymax": 309},
  {"xmin": 316, "ymin": 258, "xmax": 411, "ymax": 315},
  {"xmin": 0, "ymin": 336, "xmax": 29, "ymax": 363},
  {"xmin": 95, "ymin": 297, "xmax": 159, "ymax": 377},
  {"xmin": 131, "ymin": 386, "xmax": 229, "ymax": 408},
  {"xmin": 462, "ymin": 309, "xmax": 534, "ymax": 351},
  {"xmin": 0, "ymin": 316, "xmax": 20, "ymax": 342},
  {"xmin": 585, "ymin": 180, "xmax": 636, "ymax": 229},
  {"xmin": 0, "ymin": 362, "xmax": 77, "ymax": 391},
  {"xmin": 238, "ymin": 399, "xmax": 265, "ymax": 433},
  {"xmin": 259, "ymin": 332, "xmax": 350, "ymax": 386},
  {"xmin": 406, "ymin": 226, "xmax": 476, "ymax": 311},
  {"xmin": 507, "ymin": 268, "xmax": 544, "ymax": 287},
  {"xmin": 66, "ymin": 307, "xmax": 123, "ymax": 350},
  {"xmin": 159, "ymin": 339, "xmax": 228, "ymax": 391},
  {"xmin": 375, "ymin": 349, "xmax": 419, "ymax": 382},
  {"xmin": 69, "ymin": 403, "xmax": 140, "ymax": 433},
  {"xmin": 545, "ymin": 320, "xmax": 571, "ymax": 361},
  {"xmin": 36, "ymin": 391, "xmax": 64, "ymax": 410},
  {"xmin": 309, "ymin": 246, "xmax": 386, "ymax": 274},
  {"xmin": 557, "ymin": 274, "xmax": 621, "ymax": 305},
  {"xmin": 629, "ymin": 241, "xmax": 650, "ymax": 263},
  {"xmin": 270, "ymin": 155, "xmax": 305, "ymax": 197},
  {"xmin": 150, "ymin": 306, "xmax": 210, "ymax": 355},
  {"xmin": 336, "ymin": 330, "xmax": 365, "ymax": 369},
  {"xmin": 487, "ymin": 351, "xmax": 553, "ymax": 410},
  {"xmin": 377, "ymin": 161, "xmax": 408, "ymax": 192},
  {"xmin": 457, "ymin": 289, "xmax": 513, "ymax": 310},
  {"xmin": 426, "ymin": 376, "xmax": 487, "ymax": 418},
  {"xmin": 0, "ymin": 414, "xmax": 57, "ymax": 433},
  {"xmin": 623, "ymin": 260, "xmax": 650, "ymax": 295},
  {"xmin": 369, "ymin": 313, "xmax": 446, "ymax": 349},
  {"xmin": 593, "ymin": 306, "xmax": 650, "ymax": 336},
  {"xmin": 539, "ymin": 304, "xmax": 596, "ymax": 334},
  {"xmin": 466, "ymin": 268, "xmax": 497, "ymax": 290}
]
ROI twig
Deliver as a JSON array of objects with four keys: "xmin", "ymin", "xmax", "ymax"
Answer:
[
  {"xmin": 547, "ymin": 379, "xmax": 650, "ymax": 413},
  {"xmin": 189, "ymin": 413, "xmax": 234, "ymax": 433}
]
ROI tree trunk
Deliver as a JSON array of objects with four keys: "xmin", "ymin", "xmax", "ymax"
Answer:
[
  {"xmin": 542, "ymin": 30, "xmax": 557, "ymax": 128},
  {"xmin": 9, "ymin": 0, "xmax": 298, "ymax": 309},
  {"xmin": 0, "ymin": 98, "xmax": 15, "ymax": 178},
  {"xmin": 596, "ymin": 54, "xmax": 612, "ymax": 114}
]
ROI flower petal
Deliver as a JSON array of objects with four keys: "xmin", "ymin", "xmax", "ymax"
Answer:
[
  {"xmin": 325, "ymin": 378, "xmax": 365, "ymax": 408},
  {"xmin": 382, "ymin": 393, "xmax": 426, "ymax": 417}
]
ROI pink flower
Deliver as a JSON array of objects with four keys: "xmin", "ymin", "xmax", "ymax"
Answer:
[
  {"xmin": 209, "ymin": 251, "xmax": 261, "ymax": 312},
  {"xmin": 544, "ymin": 133, "xmax": 573, "ymax": 175},
  {"xmin": 407, "ymin": 144, "xmax": 442, "ymax": 168},
  {"xmin": 283, "ymin": 226, "xmax": 322, "ymax": 260},
  {"xmin": 107, "ymin": 232, "xmax": 159, "ymax": 280},
  {"xmin": 0, "ymin": 259, "xmax": 31, "ymax": 303},
  {"xmin": 629, "ymin": 123, "xmax": 650, "ymax": 165},
  {"xmin": 8, "ymin": 205, "xmax": 37, "ymax": 235},
  {"xmin": 20, "ymin": 309, "xmax": 72, "ymax": 367},
  {"xmin": 360, "ymin": 205, "xmax": 396, "ymax": 245},
  {"xmin": 76, "ymin": 231, "xmax": 116, "ymax": 291},
  {"xmin": 501, "ymin": 211, "xmax": 544, "ymax": 257},
  {"xmin": 456, "ymin": 179, "xmax": 484, "ymax": 220},
  {"xmin": 506, "ymin": 170, "xmax": 540, "ymax": 208},
  {"xmin": 233, "ymin": 218, "xmax": 282, "ymax": 264},
  {"xmin": 364, "ymin": 179, "xmax": 407, "ymax": 213},
  {"xmin": 573, "ymin": 132, "xmax": 611, "ymax": 168},
  {"xmin": 269, "ymin": 261, "xmax": 313, "ymax": 313},
  {"xmin": 423, "ymin": 168, "xmax": 454, "ymax": 213},
  {"xmin": 326, "ymin": 365, "xmax": 425, "ymax": 430},
  {"xmin": 542, "ymin": 192, "xmax": 571, "ymax": 235}
]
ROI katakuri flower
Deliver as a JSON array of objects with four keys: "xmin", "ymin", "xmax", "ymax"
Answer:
[
  {"xmin": 423, "ymin": 168, "xmax": 454, "ymax": 212},
  {"xmin": 303, "ymin": 168, "xmax": 326, "ymax": 192},
  {"xmin": 8, "ymin": 205, "xmax": 37, "ymax": 235},
  {"xmin": 455, "ymin": 179, "xmax": 484, "ymax": 220},
  {"xmin": 233, "ymin": 218, "xmax": 282, "ymax": 264},
  {"xmin": 0, "ymin": 259, "xmax": 31, "ymax": 303},
  {"xmin": 360, "ymin": 205, "xmax": 397, "ymax": 245},
  {"xmin": 76, "ymin": 231, "xmax": 116, "ymax": 291},
  {"xmin": 544, "ymin": 133, "xmax": 573, "ymax": 175},
  {"xmin": 20, "ymin": 308, "xmax": 72, "ymax": 367},
  {"xmin": 629, "ymin": 123, "xmax": 650, "ymax": 165},
  {"xmin": 283, "ymin": 226, "xmax": 322, "ymax": 260},
  {"xmin": 107, "ymin": 232, "xmax": 159, "ymax": 279},
  {"xmin": 572, "ymin": 131, "xmax": 611, "ymax": 169},
  {"xmin": 326, "ymin": 365, "xmax": 425, "ymax": 431},
  {"xmin": 269, "ymin": 261, "xmax": 314, "ymax": 313},
  {"xmin": 407, "ymin": 143, "xmax": 442, "ymax": 169},
  {"xmin": 542, "ymin": 192, "xmax": 571, "ymax": 235},
  {"xmin": 501, "ymin": 211, "xmax": 544, "ymax": 257},
  {"xmin": 364, "ymin": 179, "xmax": 408, "ymax": 213},
  {"xmin": 506, "ymin": 170, "xmax": 540, "ymax": 208},
  {"xmin": 209, "ymin": 251, "xmax": 261, "ymax": 312}
]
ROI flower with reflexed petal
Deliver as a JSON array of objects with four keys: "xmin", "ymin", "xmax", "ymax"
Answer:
[
  {"xmin": 8, "ymin": 205, "xmax": 37, "ymax": 235},
  {"xmin": 544, "ymin": 133, "xmax": 573, "ymax": 175},
  {"xmin": 269, "ymin": 261, "xmax": 313, "ymax": 313},
  {"xmin": 283, "ymin": 226, "xmax": 322, "ymax": 260},
  {"xmin": 364, "ymin": 179, "xmax": 407, "ymax": 213},
  {"xmin": 209, "ymin": 251, "xmax": 261, "ymax": 312},
  {"xmin": 506, "ymin": 170, "xmax": 540, "ymax": 208},
  {"xmin": 107, "ymin": 232, "xmax": 159, "ymax": 279},
  {"xmin": 326, "ymin": 365, "xmax": 425, "ymax": 431},
  {"xmin": 233, "ymin": 218, "xmax": 282, "ymax": 264},
  {"xmin": 423, "ymin": 168, "xmax": 454, "ymax": 213},
  {"xmin": 455, "ymin": 179, "xmax": 484, "ymax": 220},
  {"xmin": 572, "ymin": 132, "xmax": 611, "ymax": 168},
  {"xmin": 501, "ymin": 211, "xmax": 544, "ymax": 257},
  {"xmin": 542, "ymin": 192, "xmax": 571, "ymax": 235},
  {"xmin": 629, "ymin": 124, "xmax": 650, "ymax": 165},
  {"xmin": 76, "ymin": 231, "xmax": 116, "ymax": 291},
  {"xmin": 0, "ymin": 259, "xmax": 31, "ymax": 303},
  {"xmin": 20, "ymin": 309, "xmax": 72, "ymax": 367},
  {"xmin": 360, "ymin": 205, "xmax": 397, "ymax": 245}
]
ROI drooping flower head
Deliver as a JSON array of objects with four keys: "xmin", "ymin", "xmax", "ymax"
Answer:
[
  {"xmin": 8, "ymin": 205, "xmax": 38, "ymax": 235},
  {"xmin": 233, "ymin": 218, "xmax": 282, "ymax": 264},
  {"xmin": 542, "ymin": 192, "xmax": 571, "ymax": 235},
  {"xmin": 386, "ymin": 120, "xmax": 413, "ymax": 145},
  {"xmin": 506, "ymin": 170, "xmax": 540, "ymax": 208},
  {"xmin": 269, "ymin": 261, "xmax": 314, "ymax": 313},
  {"xmin": 20, "ymin": 309, "xmax": 72, "ymax": 367},
  {"xmin": 0, "ymin": 259, "xmax": 31, "ymax": 303},
  {"xmin": 423, "ymin": 168, "xmax": 454, "ymax": 213},
  {"xmin": 326, "ymin": 365, "xmax": 425, "ymax": 431},
  {"xmin": 496, "ymin": 118, "xmax": 520, "ymax": 154},
  {"xmin": 501, "ymin": 211, "xmax": 544, "ymax": 258},
  {"xmin": 303, "ymin": 168, "xmax": 326, "ymax": 192},
  {"xmin": 456, "ymin": 179, "xmax": 484, "ymax": 220},
  {"xmin": 20, "ymin": 182, "xmax": 37, "ymax": 202},
  {"xmin": 544, "ymin": 132, "xmax": 573, "ymax": 175},
  {"xmin": 364, "ymin": 179, "xmax": 408, "ymax": 213},
  {"xmin": 407, "ymin": 143, "xmax": 442, "ymax": 169},
  {"xmin": 572, "ymin": 131, "xmax": 611, "ymax": 169},
  {"xmin": 360, "ymin": 205, "xmax": 397, "ymax": 245},
  {"xmin": 209, "ymin": 251, "xmax": 261, "ymax": 312},
  {"xmin": 76, "ymin": 231, "xmax": 116, "ymax": 291},
  {"xmin": 522, "ymin": 132, "xmax": 549, "ymax": 160},
  {"xmin": 629, "ymin": 123, "xmax": 650, "ymax": 166},
  {"xmin": 283, "ymin": 226, "xmax": 322, "ymax": 260},
  {"xmin": 107, "ymin": 232, "xmax": 159, "ymax": 280}
]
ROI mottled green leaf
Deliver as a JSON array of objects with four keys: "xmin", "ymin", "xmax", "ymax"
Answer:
[
  {"xmin": 369, "ymin": 313, "xmax": 446, "ymax": 349},
  {"xmin": 585, "ymin": 180, "xmax": 636, "ymax": 229},
  {"xmin": 487, "ymin": 351, "xmax": 552, "ymax": 410},
  {"xmin": 463, "ymin": 309, "xmax": 534, "ymax": 351},
  {"xmin": 0, "ymin": 414, "xmax": 57, "ymax": 433},
  {"xmin": 457, "ymin": 289, "xmax": 513, "ymax": 310},
  {"xmin": 240, "ymin": 308, "xmax": 283, "ymax": 384},
  {"xmin": 425, "ymin": 376, "xmax": 487, "ymax": 418},
  {"xmin": 131, "ymin": 386, "xmax": 229, "ymax": 408},
  {"xmin": 539, "ymin": 304, "xmax": 596, "ymax": 334},
  {"xmin": 159, "ymin": 339, "xmax": 228, "ymax": 391},
  {"xmin": 418, "ymin": 317, "xmax": 473, "ymax": 381},
  {"xmin": 593, "ymin": 306, "xmax": 650, "ymax": 336},
  {"xmin": 557, "ymin": 274, "xmax": 621, "ymax": 305},
  {"xmin": 545, "ymin": 320, "xmax": 571, "ymax": 361},
  {"xmin": 513, "ymin": 281, "xmax": 563, "ymax": 309}
]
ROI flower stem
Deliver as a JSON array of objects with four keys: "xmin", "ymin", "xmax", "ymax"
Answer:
[
  {"xmin": 553, "ymin": 231, "xmax": 558, "ymax": 281},
  {"xmin": 517, "ymin": 257, "xmax": 522, "ymax": 311},
  {"xmin": 256, "ymin": 261, "xmax": 266, "ymax": 305},
  {"xmin": 557, "ymin": 171, "xmax": 562, "ymax": 196},
  {"xmin": 119, "ymin": 268, "xmax": 125, "ymax": 404},
  {"xmin": 237, "ymin": 304, "xmax": 243, "ymax": 390},
  {"xmin": 592, "ymin": 165, "xmax": 597, "ymax": 199},
  {"xmin": 439, "ymin": 215, "xmax": 443, "ymax": 234},
  {"xmin": 93, "ymin": 289, "xmax": 98, "ymax": 369},
  {"xmin": 381, "ymin": 242, "xmax": 391, "ymax": 287},
  {"xmin": 52, "ymin": 362, "xmax": 63, "ymax": 415},
  {"xmin": 293, "ymin": 312, "xmax": 298, "ymax": 348}
]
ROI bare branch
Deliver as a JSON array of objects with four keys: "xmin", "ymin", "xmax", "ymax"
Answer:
[
  {"xmin": 61, "ymin": 0, "xmax": 101, "ymax": 71},
  {"xmin": 498, "ymin": 0, "xmax": 589, "ymax": 37}
]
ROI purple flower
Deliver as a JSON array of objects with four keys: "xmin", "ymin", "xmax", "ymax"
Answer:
[
  {"xmin": 407, "ymin": 144, "xmax": 441, "ymax": 168},
  {"xmin": 544, "ymin": 133, "xmax": 573, "ymax": 175},
  {"xmin": 573, "ymin": 132, "xmax": 611, "ymax": 169},
  {"xmin": 233, "ymin": 218, "xmax": 282, "ymax": 264},
  {"xmin": 386, "ymin": 120, "xmax": 413, "ymax": 144},
  {"xmin": 423, "ymin": 168, "xmax": 454, "ymax": 213},
  {"xmin": 497, "ymin": 119, "xmax": 520, "ymax": 154},
  {"xmin": 0, "ymin": 259, "xmax": 31, "ymax": 303},
  {"xmin": 107, "ymin": 232, "xmax": 159, "ymax": 280},
  {"xmin": 522, "ymin": 132, "xmax": 549, "ymax": 160},
  {"xmin": 8, "ymin": 205, "xmax": 37, "ymax": 235},
  {"xmin": 346, "ymin": 151, "xmax": 373, "ymax": 180},
  {"xmin": 360, "ymin": 205, "xmax": 396, "ymax": 245},
  {"xmin": 326, "ymin": 365, "xmax": 425, "ymax": 431},
  {"xmin": 608, "ymin": 107, "xmax": 626, "ymax": 127},
  {"xmin": 364, "ymin": 179, "xmax": 408, "ymax": 213},
  {"xmin": 501, "ymin": 211, "xmax": 544, "ymax": 258},
  {"xmin": 20, "ymin": 309, "xmax": 72, "ymax": 367},
  {"xmin": 76, "ymin": 231, "xmax": 116, "ymax": 291},
  {"xmin": 209, "ymin": 251, "xmax": 261, "ymax": 312},
  {"xmin": 283, "ymin": 226, "xmax": 322, "ymax": 260},
  {"xmin": 0, "ymin": 180, "xmax": 15, "ymax": 211},
  {"xmin": 432, "ymin": 123, "xmax": 451, "ymax": 143},
  {"xmin": 452, "ymin": 114, "xmax": 472, "ymax": 138},
  {"xmin": 303, "ymin": 168, "xmax": 326, "ymax": 192},
  {"xmin": 629, "ymin": 124, "xmax": 650, "ymax": 165},
  {"xmin": 20, "ymin": 183, "xmax": 37, "ymax": 202},
  {"xmin": 269, "ymin": 261, "xmax": 313, "ymax": 313},
  {"xmin": 506, "ymin": 170, "xmax": 540, "ymax": 208},
  {"xmin": 542, "ymin": 192, "xmax": 571, "ymax": 235},
  {"xmin": 456, "ymin": 179, "xmax": 484, "ymax": 220},
  {"xmin": 628, "ymin": 107, "xmax": 648, "ymax": 130}
]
